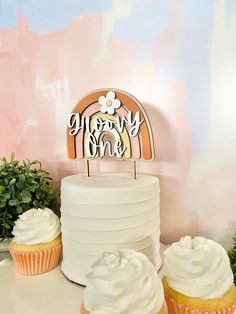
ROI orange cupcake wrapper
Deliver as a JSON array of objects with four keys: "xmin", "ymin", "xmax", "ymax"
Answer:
[
  {"xmin": 80, "ymin": 304, "xmax": 87, "ymax": 314},
  {"xmin": 9, "ymin": 244, "xmax": 62, "ymax": 275},
  {"xmin": 165, "ymin": 293, "xmax": 236, "ymax": 314}
]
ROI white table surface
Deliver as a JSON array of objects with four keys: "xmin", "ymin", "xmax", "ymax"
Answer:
[{"xmin": 0, "ymin": 245, "xmax": 166, "ymax": 314}]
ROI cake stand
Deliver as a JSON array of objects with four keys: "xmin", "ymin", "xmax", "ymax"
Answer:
[{"xmin": 0, "ymin": 245, "xmax": 166, "ymax": 314}]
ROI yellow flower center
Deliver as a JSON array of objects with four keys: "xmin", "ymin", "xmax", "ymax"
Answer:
[{"xmin": 106, "ymin": 100, "xmax": 112, "ymax": 107}]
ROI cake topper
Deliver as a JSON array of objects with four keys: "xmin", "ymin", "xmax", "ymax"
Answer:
[{"xmin": 67, "ymin": 89, "xmax": 154, "ymax": 178}]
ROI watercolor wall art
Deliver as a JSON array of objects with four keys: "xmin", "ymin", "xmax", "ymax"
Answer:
[{"xmin": 0, "ymin": 0, "xmax": 236, "ymax": 246}]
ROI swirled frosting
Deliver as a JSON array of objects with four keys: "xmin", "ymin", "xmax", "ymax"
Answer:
[
  {"xmin": 163, "ymin": 236, "xmax": 234, "ymax": 299},
  {"xmin": 83, "ymin": 249, "xmax": 164, "ymax": 314},
  {"xmin": 12, "ymin": 208, "xmax": 61, "ymax": 245}
]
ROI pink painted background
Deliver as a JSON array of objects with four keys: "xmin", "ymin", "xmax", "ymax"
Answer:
[{"xmin": 0, "ymin": 0, "xmax": 235, "ymax": 248}]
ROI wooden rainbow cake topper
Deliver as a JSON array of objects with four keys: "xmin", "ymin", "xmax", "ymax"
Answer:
[{"xmin": 67, "ymin": 88, "xmax": 154, "ymax": 178}]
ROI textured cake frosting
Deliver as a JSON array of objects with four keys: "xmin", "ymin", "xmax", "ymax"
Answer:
[
  {"xmin": 163, "ymin": 236, "xmax": 234, "ymax": 299},
  {"xmin": 12, "ymin": 208, "xmax": 61, "ymax": 245},
  {"xmin": 83, "ymin": 249, "xmax": 164, "ymax": 314},
  {"xmin": 60, "ymin": 173, "xmax": 161, "ymax": 285}
]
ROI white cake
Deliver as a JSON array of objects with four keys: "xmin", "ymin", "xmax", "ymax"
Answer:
[{"xmin": 60, "ymin": 172, "xmax": 161, "ymax": 285}]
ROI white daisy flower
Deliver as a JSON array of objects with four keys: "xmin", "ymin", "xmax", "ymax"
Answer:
[{"xmin": 98, "ymin": 91, "xmax": 121, "ymax": 115}]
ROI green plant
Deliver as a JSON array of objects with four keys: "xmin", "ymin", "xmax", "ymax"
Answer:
[
  {"xmin": 228, "ymin": 232, "xmax": 236, "ymax": 285},
  {"xmin": 0, "ymin": 153, "xmax": 58, "ymax": 240}
]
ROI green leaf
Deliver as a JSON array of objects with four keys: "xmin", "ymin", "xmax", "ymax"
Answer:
[
  {"xmin": 16, "ymin": 206, "xmax": 23, "ymax": 214},
  {"xmin": 228, "ymin": 231, "xmax": 236, "ymax": 285},
  {"xmin": 0, "ymin": 200, "xmax": 6, "ymax": 208},
  {"xmin": 22, "ymin": 196, "xmax": 31, "ymax": 203},
  {"xmin": 16, "ymin": 182, "xmax": 24, "ymax": 189},
  {"xmin": 9, "ymin": 178, "xmax": 16, "ymax": 185},
  {"xmin": 0, "ymin": 186, "xmax": 5, "ymax": 194},
  {"xmin": 19, "ymin": 174, "xmax": 25, "ymax": 182},
  {"xmin": 10, "ymin": 152, "xmax": 15, "ymax": 161},
  {"xmin": 5, "ymin": 213, "xmax": 13, "ymax": 218},
  {"xmin": 30, "ymin": 185, "xmax": 38, "ymax": 192},
  {"xmin": 4, "ymin": 193, "xmax": 11, "ymax": 199},
  {"xmin": 0, "ymin": 154, "xmax": 57, "ymax": 239},
  {"xmin": 47, "ymin": 187, "xmax": 54, "ymax": 194},
  {"xmin": 13, "ymin": 160, "xmax": 19, "ymax": 166},
  {"xmin": 21, "ymin": 188, "xmax": 30, "ymax": 196},
  {"xmin": 36, "ymin": 191, "xmax": 41, "ymax": 199},
  {"xmin": 33, "ymin": 200, "xmax": 38, "ymax": 207},
  {"xmin": 9, "ymin": 199, "xmax": 18, "ymax": 206},
  {"xmin": 2, "ymin": 223, "xmax": 10, "ymax": 229},
  {"xmin": 31, "ymin": 160, "xmax": 39, "ymax": 165}
]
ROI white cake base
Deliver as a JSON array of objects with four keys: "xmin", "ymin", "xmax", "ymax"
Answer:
[{"xmin": 60, "ymin": 172, "xmax": 161, "ymax": 285}]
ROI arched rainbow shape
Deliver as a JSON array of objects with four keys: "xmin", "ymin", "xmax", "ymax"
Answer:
[
  {"xmin": 67, "ymin": 89, "xmax": 154, "ymax": 160},
  {"xmin": 76, "ymin": 103, "xmax": 140, "ymax": 159},
  {"xmin": 85, "ymin": 112, "xmax": 131, "ymax": 159}
]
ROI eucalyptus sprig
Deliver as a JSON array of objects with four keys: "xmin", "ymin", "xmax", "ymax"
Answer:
[
  {"xmin": 228, "ymin": 232, "xmax": 236, "ymax": 285},
  {"xmin": 0, "ymin": 153, "xmax": 58, "ymax": 240}
]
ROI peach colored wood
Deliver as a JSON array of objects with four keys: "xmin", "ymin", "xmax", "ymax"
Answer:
[
  {"xmin": 117, "ymin": 106, "xmax": 141, "ymax": 159},
  {"xmin": 67, "ymin": 89, "xmax": 154, "ymax": 160},
  {"xmin": 80, "ymin": 104, "xmax": 140, "ymax": 159},
  {"xmin": 115, "ymin": 90, "xmax": 154, "ymax": 160},
  {"xmin": 84, "ymin": 112, "xmax": 131, "ymax": 159},
  {"xmin": 85, "ymin": 160, "xmax": 90, "ymax": 177},
  {"xmin": 132, "ymin": 160, "xmax": 137, "ymax": 179}
]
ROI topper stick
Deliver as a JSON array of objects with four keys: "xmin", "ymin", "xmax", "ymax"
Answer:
[
  {"xmin": 85, "ymin": 159, "xmax": 90, "ymax": 177},
  {"xmin": 132, "ymin": 160, "xmax": 137, "ymax": 179}
]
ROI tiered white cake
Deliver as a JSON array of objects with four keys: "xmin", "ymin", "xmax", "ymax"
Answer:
[{"xmin": 60, "ymin": 173, "xmax": 161, "ymax": 285}]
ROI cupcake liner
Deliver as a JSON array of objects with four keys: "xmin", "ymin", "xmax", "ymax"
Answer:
[
  {"xmin": 9, "ymin": 244, "xmax": 62, "ymax": 275},
  {"xmin": 80, "ymin": 304, "xmax": 88, "ymax": 314},
  {"xmin": 165, "ymin": 293, "xmax": 236, "ymax": 314}
]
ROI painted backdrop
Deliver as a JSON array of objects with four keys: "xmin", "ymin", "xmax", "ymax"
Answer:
[{"xmin": 0, "ymin": 0, "xmax": 236, "ymax": 247}]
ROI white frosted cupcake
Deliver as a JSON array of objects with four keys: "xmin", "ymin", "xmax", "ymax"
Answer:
[
  {"xmin": 8, "ymin": 208, "xmax": 62, "ymax": 275},
  {"xmin": 81, "ymin": 249, "xmax": 164, "ymax": 314},
  {"xmin": 162, "ymin": 236, "xmax": 236, "ymax": 314}
]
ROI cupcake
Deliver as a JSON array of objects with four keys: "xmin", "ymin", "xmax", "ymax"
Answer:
[
  {"xmin": 8, "ymin": 208, "xmax": 62, "ymax": 275},
  {"xmin": 81, "ymin": 249, "xmax": 164, "ymax": 314},
  {"xmin": 163, "ymin": 236, "xmax": 236, "ymax": 314}
]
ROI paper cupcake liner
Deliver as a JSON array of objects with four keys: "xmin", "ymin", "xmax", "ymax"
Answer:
[
  {"xmin": 80, "ymin": 305, "xmax": 88, "ymax": 314},
  {"xmin": 9, "ymin": 244, "xmax": 62, "ymax": 275},
  {"xmin": 165, "ymin": 293, "xmax": 236, "ymax": 314}
]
